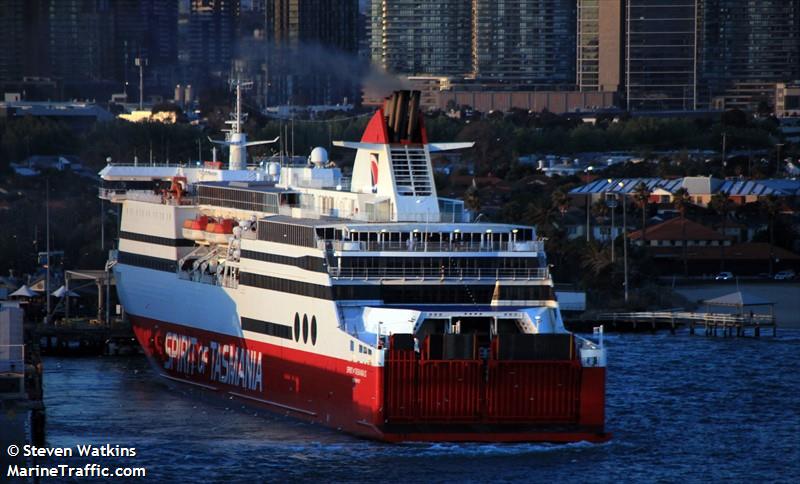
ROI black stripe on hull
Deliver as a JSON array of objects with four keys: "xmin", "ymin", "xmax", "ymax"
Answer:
[
  {"xmin": 240, "ymin": 250, "xmax": 325, "ymax": 272},
  {"xmin": 118, "ymin": 251, "xmax": 177, "ymax": 272},
  {"xmin": 120, "ymin": 231, "xmax": 194, "ymax": 247}
]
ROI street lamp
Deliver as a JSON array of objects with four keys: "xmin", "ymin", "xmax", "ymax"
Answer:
[
  {"xmin": 135, "ymin": 57, "xmax": 148, "ymax": 110},
  {"xmin": 618, "ymin": 181, "xmax": 629, "ymax": 303},
  {"xmin": 605, "ymin": 179, "xmax": 618, "ymax": 263}
]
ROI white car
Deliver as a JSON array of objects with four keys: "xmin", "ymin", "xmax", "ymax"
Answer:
[
  {"xmin": 714, "ymin": 271, "xmax": 734, "ymax": 281},
  {"xmin": 774, "ymin": 270, "xmax": 796, "ymax": 280}
]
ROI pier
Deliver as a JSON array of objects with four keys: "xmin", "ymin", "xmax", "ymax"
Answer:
[
  {"xmin": 568, "ymin": 310, "xmax": 777, "ymax": 337},
  {"xmin": 566, "ymin": 291, "xmax": 778, "ymax": 337}
]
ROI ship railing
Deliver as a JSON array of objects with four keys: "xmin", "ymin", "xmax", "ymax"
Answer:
[
  {"xmin": 328, "ymin": 266, "xmax": 549, "ymax": 281},
  {"xmin": 327, "ymin": 240, "xmax": 544, "ymax": 253}
]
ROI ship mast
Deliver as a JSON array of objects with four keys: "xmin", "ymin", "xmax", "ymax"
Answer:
[{"xmin": 208, "ymin": 78, "xmax": 278, "ymax": 171}]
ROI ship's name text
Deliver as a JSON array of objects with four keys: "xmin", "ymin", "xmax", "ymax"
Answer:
[{"xmin": 164, "ymin": 332, "xmax": 263, "ymax": 391}]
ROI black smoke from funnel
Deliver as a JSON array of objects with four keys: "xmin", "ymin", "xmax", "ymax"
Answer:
[{"xmin": 235, "ymin": 38, "xmax": 409, "ymax": 105}]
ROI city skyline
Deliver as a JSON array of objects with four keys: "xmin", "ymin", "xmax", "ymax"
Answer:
[{"xmin": 0, "ymin": 0, "xmax": 798, "ymax": 113}]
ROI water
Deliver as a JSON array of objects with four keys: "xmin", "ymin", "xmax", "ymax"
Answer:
[{"xmin": 40, "ymin": 330, "xmax": 800, "ymax": 482}]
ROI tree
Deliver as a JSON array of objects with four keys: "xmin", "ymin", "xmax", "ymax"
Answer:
[
  {"xmin": 550, "ymin": 188, "xmax": 570, "ymax": 217},
  {"xmin": 580, "ymin": 242, "xmax": 613, "ymax": 280},
  {"xmin": 591, "ymin": 199, "xmax": 609, "ymax": 241},
  {"xmin": 761, "ymin": 194, "xmax": 780, "ymax": 276},
  {"xmin": 464, "ymin": 181, "xmax": 481, "ymax": 213},
  {"xmin": 672, "ymin": 187, "xmax": 691, "ymax": 276},
  {"xmin": 632, "ymin": 182, "xmax": 652, "ymax": 248},
  {"xmin": 709, "ymin": 191, "xmax": 733, "ymax": 271}
]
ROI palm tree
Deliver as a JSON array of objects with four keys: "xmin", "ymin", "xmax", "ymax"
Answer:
[
  {"xmin": 709, "ymin": 191, "xmax": 733, "ymax": 271},
  {"xmin": 580, "ymin": 242, "xmax": 613, "ymax": 279},
  {"xmin": 632, "ymin": 182, "xmax": 652, "ymax": 248},
  {"xmin": 592, "ymin": 199, "xmax": 609, "ymax": 241},
  {"xmin": 761, "ymin": 194, "xmax": 780, "ymax": 276},
  {"xmin": 672, "ymin": 187, "xmax": 691, "ymax": 276}
]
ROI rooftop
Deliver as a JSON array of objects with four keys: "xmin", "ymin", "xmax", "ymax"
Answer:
[
  {"xmin": 629, "ymin": 217, "xmax": 729, "ymax": 241},
  {"xmin": 570, "ymin": 177, "xmax": 800, "ymax": 197}
]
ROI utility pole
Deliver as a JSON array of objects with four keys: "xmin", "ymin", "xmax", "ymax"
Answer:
[
  {"xmin": 721, "ymin": 132, "xmax": 727, "ymax": 176},
  {"xmin": 45, "ymin": 179, "xmax": 51, "ymax": 324},
  {"xmin": 135, "ymin": 56, "xmax": 148, "ymax": 110}
]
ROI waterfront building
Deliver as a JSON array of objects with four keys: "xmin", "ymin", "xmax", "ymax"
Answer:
[
  {"xmin": 187, "ymin": 0, "xmax": 240, "ymax": 78},
  {"xmin": 576, "ymin": 0, "xmax": 623, "ymax": 93},
  {"xmin": 698, "ymin": 0, "xmax": 800, "ymax": 109},
  {"xmin": 624, "ymin": 0, "xmax": 697, "ymax": 111},
  {"xmin": 370, "ymin": 0, "xmax": 473, "ymax": 77},
  {"xmin": 48, "ymin": 0, "xmax": 116, "ymax": 85},
  {"xmin": 270, "ymin": 0, "xmax": 359, "ymax": 105},
  {"xmin": 113, "ymin": 1, "xmax": 179, "ymax": 93},
  {"xmin": 471, "ymin": 0, "xmax": 575, "ymax": 86}
]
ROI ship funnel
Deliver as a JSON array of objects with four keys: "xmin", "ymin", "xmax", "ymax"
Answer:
[{"xmin": 382, "ymin": 90, "xmax": 423, "ymax": 144}]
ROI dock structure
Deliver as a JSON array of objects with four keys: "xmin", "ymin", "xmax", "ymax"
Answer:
[
  {"xmin": 567, "ymin": 290, "xmax": 779, "ymax": 337},
  {"xmin": 590, "ymin": 311, "xmax": 777, "ymax": 337}
]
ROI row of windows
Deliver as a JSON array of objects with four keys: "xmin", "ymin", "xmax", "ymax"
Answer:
[
  {"xmin": 240, "ymin": 250, "xmax": 325, "ymax": 272},
  {"xmin": 120, "ymin": 231, "xmax": 194, "ymax": 247},
  {"xmin": 379, "ymin": 285, "xmax": 555, "ymax": 305},
  {"xmin": 258, "ymin": 221, "xmax": 317, "ymax": 248},
  {"xmin": 118, "ymin": 251, "xmax": 176, "ymax": 272},
  {"xmin": 197, "ymin": 185, "xmax": 279, "ymax": 213},
  {"xmin": 339, "ymin": 256, "xmax": 542, "ymax": 271},
  {"xmin": 241, "ymin": 317, "xmax": 292, "ymax": 340},
  {"xmin": 240, "ymin": 272, "xmax": 334, "ymax": 300},
  {"xmin": 240, "ymin": 271, "xmax": 554, "ymax": 304}
]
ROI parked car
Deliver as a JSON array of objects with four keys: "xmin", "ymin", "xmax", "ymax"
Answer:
[
  {"xmin": 774, "ymin": 270, "xmax": 796, "ymax": 280},
  {"xmin": 714, "ymin": 271, "xmax": 734, "ymax": 281}
]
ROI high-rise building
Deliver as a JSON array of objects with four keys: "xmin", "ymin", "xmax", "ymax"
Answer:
[
  {"xmin": 187, "ymin": 0, "xmax": 240, "ymax": 78},
  {"xmin": 472, "ymin": 0, "xmax": 575, "ymax": 86},
  {"xmin": 698, "ymin": 0, "xmax": 800, "ymax": 106},
  {"xmin": 48, "ymin": 0, "xmax": 116, "ymax": 84},
  {"xmin": 0, "ymin": 1, "xmax": 26, "ymax": 83},
  {"xmin": 113, "ymin": 1, "xmax": 179, "ymax": 94},
  {"xmin": 576, "ymin": 0, "xmax": 623, "ymax": 93},
  {"xmin": 625, "ymin": 0, "xmax": 697, "ymax": 111},
  {"xmin": 370, "ymin": 0, "xmax": 473, "ymax": 77},
  {"xmin": 268, "ymin": 0, "xmax": 359, "ymax": 105}
]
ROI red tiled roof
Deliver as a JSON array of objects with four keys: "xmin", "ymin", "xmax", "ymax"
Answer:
[
  {"xmin": 629, "ymin": 217, "xmax": 729, "ymax": 241},
  {"xmin": 648, "ymin": 243, "xmax": 800, "ymax": 261}
]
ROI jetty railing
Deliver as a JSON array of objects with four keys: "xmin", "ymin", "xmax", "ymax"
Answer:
[{"xmin": 592, "ymin": 311, "xmax": 776, "ymax": 337}]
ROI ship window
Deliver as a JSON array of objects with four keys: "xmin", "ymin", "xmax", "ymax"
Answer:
[
  {"xmin": 294, "ymin": 313, "xmax": 300, "ymax": 342},
  {"xmin": 302, "ymin": 314, "xmax": 309, "ymax": 343},
  {"xmin": 350, "ymin": 340, "xmax": 355, "ymax": 352},
  {"xmin": 310, "ymin": 316, "xmax": 317, "ymax": 345}
]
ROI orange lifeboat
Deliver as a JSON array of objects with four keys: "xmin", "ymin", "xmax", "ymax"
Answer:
[
  {"xmin": 204, "ymin": 218, "xmax": 235, "ymax": 244},
  {"xmin": 182, "ymin": 215, "xmax": 209, "ymax": 241}
]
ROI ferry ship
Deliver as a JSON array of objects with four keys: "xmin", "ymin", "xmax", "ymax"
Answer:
[{"xmin": 100, "ymin": 88, "xmax": 608, "ymax": 443}]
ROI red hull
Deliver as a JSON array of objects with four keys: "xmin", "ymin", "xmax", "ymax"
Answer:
[{"xmin": 129, "ymin": 314, "xmax": 609, "ymax": 443}]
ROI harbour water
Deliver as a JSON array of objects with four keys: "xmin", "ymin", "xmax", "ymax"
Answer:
[{"xmin": 39, "ymin": 330, "xmax": 800, "ymax": 482}]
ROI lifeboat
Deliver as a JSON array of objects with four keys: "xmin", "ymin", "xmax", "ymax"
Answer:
[
  {"xmin": 182, "ymin": 215, "xmax": 210, "ymax": 241},
  {"xmin": 204, "ymin": 218, "xmax": 235, "ymax": 244}
]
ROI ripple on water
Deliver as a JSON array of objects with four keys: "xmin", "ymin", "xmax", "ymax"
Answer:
[{"xmin": 41, "ymin": 330, "xmax": 800, "ymax": 482}]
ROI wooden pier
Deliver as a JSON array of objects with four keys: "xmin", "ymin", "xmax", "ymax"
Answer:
[{"xmin": 567, "ymin": 311, "xmax": 776, "ymax": 337}]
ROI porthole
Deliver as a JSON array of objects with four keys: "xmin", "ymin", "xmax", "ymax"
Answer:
[
  {"xmin": 293, "ymin": 313, "xmax": 300, "ymax": 342},
  {"xmin": 302, "ymin": 314, "xmax": 309, "ymax": 343},
  {"xmin": 311, "ymin": 316, "xmax": 317, "ymax": 345}
]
